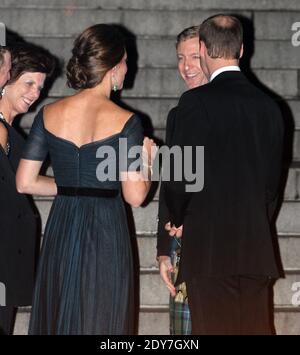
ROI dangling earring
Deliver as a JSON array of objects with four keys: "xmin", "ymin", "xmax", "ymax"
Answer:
[
  {"xmin": 112, "ymin": 73, "xmax": 118, "ymax": 92},
  {"xmin": 1, "ymin": 87, "xmax": 6, "ymax": 96}
]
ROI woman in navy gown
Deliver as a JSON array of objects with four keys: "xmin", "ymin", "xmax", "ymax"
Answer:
[{"xmin": 16, "ymin": 24, "xmax": 155, "ymax": 335}]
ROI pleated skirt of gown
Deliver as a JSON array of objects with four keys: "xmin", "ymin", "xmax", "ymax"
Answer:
[{"xmin": 29, "ymin": 194, "xmax": 134, "ymax": 335}]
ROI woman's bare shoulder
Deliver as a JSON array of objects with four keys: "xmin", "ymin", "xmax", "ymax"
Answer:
[
  {"xmin": 44, "ymin": 97, "xmax": 71, "ymax": 116},
  {"xmin": 108, "ymin": 102, "xmax": 134, "ymax": 124},
  {"xmin": 42, "ymin": 97, "xmax": 77, "ymax": 129}
]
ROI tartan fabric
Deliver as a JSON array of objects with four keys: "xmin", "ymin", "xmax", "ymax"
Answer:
[
  {"xmin": 170, "ymin": 296, "xmax": 192, "ymax": 335},
  {"xmin": 169, "ymin": 237, "xmax": 192, "ymax": 335}
]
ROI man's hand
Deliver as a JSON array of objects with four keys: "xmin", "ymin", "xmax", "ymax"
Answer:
[
  {"xmin": 158, "ymin": 255, "xmax": 176, "ymax": 297},
  {"xmin": 165, "ymin": 222, "xmax": 183, "ymax": 237}
]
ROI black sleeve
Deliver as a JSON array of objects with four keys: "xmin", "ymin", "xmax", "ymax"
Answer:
[
  {"xmin": 22, "ymin": 108, "xmax": 49, "ymax": 161},
  {"xmin": 266, "ymin": 104, "xmax": 284, "ymax": 219},
  {"xmin": 165, "ymin": 107, "xmax": 176, "ymax": 147},
  {"xmin": 166, "ymin": 90, "xmax": 211, "ymax": 227},
  {"xmin": 156, "ymin": 108, "xmax": 177, "ymax": 257}
]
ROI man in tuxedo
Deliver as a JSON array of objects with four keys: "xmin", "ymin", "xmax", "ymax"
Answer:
[
  {"xmin": 157, "ymin": 14, "xmax": 283, "ymax": 335},
  {"xmin": 160, "ymin": 25, "xmax": 208, "ymax": 335},
  {"xmin": 0, "ymin": 48, "xmax": 10, "ymax": 90},
  {"xmin": 0, "ymin": 47, "xmax": 11, "ymax": 90},
  {"xmin": 0, "ymin": 24, "xmax": 11, "ymax": 90}
]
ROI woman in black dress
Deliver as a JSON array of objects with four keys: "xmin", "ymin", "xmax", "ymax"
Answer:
[
  {"xmin": 16, "ymin": 24, "xmax": 156, "ymax": 335},
  {"xmin": 0, "ymin": 43, "xmax": 54, "ymax": 334}
]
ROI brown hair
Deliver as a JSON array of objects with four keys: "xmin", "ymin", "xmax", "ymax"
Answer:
[
  {"xmin": 66, "ymin": 24, "xmax": 126, "ymax": 90},
  {"xmin": 8, "ymin": 43, "xmax": 55, "ymax": 84},
  {"xmin": 176, "ymin": 26, "xmax": 200, "ymax": 48},
  {"xmin": 199, "ymin": 14, "xmax": 243, "ymax": 59}
]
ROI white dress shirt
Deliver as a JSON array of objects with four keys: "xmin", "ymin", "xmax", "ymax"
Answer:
[{"xmin": 210, "ymin": 65, "xmax": 241, "ymax": 82}]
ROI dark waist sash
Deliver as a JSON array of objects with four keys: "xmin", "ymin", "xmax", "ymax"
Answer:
[{"xmin": 57, "ymin": 186, "xmax": 119, "ymax": 198}]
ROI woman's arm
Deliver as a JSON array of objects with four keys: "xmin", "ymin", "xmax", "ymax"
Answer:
[
  {"xmin": 121, "ymin": 137, "xmax": 155, "ymax": 208},
  {"xmin": 16, "ymin": 159, "xmax": 57, "ymax": 196},
  {"xmin": 121, "ymin": 171, "xmax": 152, "ymax": 208}
]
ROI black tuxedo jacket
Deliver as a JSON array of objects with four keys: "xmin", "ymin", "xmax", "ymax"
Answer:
[
  {"xmin": 157, "ymin": 71, "xmax": 284, "ymax": 281},
  {"xmin": 0, "ymin": 120, "xmax": 38, "ymax": 306}
]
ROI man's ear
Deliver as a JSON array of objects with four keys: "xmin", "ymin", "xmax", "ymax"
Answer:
[
  {"xmin": 199, "ymin": 40, "xmax": 206, "ymax": 56},
  {"xmin": 239, "ymin": 44, "xmax": 244, "ymax": 59}
]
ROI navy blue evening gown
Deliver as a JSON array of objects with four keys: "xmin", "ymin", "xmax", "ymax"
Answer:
[{"xmin": 22, "ymin": 108, "xmax": 143, "ymax": 335}]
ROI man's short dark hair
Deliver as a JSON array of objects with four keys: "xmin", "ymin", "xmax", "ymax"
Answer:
[
  {"xmin": 199, "ymin": 14, "xmax": 243, "ymax": 59},
  {"xmin": 176, "ymin": 25, "xmax": 200, "ymax": 49}
]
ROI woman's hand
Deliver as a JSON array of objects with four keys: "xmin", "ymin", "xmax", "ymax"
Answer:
[
  {"xmin": 142, "ymin": 137, "xmax": 157, "ymax": 167},
  {"xmin": 121, "ymin": 137, "xmax": 156, "ymax": 207}
]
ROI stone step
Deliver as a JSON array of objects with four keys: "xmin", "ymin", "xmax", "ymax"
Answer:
[
  {"xmin": 1, "ymin": 7, "xmax": 251, "ymax": 38},
  {"xmin": 153, "ymin": 128, "xmax": 300, "ymax": 162},
  {"xmin": 44, "ymin": 68, "xmax": 298, "ymax": 99},
  {"xmin": 2, "ymin": 0, "xmax": 300, "ymax": 11},
  {"xmin": 37, "ymin": 162, "xmax": 299, "ymax": 202},
  {"xmin": 137, "ymin": 234, "xmax": 300, "ymax": 270},
  {"xmin": 136, "ymin": 200, "xmax": 300, "ymax": 235},
  {"xmin": 19, "ymin": 98, "xmax": 300, "ymax": 131},
  {"xmin": 3, "ymin": 0, "xmax": 299, "ymax": 337},
  {"xmin": 1, "ymin": 6, "xmax": 299, "ymax": 43},
  {"xmin": 251, "ymin": 41, "xmax": 300, "ymax": 70},
  {"xmin": 12, "ymin": 304, "xmax": 300, "ymax": 335},
  {"xmin": 16, "ymin": 70, "xmax": 294, "ymax": 102},
  {"xmin": 34, "ymin": 198, "xmax": 300, "ymax": 235},
  {"xmin": 22, "ymin": 36, "xmax": 300, "ymax": 70},
  {"xmin": 22, "ymin": 159, "xmax": 299, "ymax": 214},
  {"xmin": 292, "ymin": 131, "xmax": 300, "ymax": 161},
  {"xmin": 255, "ymin": 11, "xmax": 300, "ymax": 40},
  {"xmin": 277, "ymin": 202, "xmax": 300, "ymax": 235},
  {"xmin": 270, "ymin": 308, "xmax": 300, "ymax": 336},
  {"xmin": 33, "ymin": 232, "xmax": 300, "ymax": 272},
  {"xmin": 140, "ymin": 306, "xmax": 300, "ymax": 335},
  {"xmin": 139, "ymin": 268, "xmax": 300, "ymax": 307},
  {"xmin": 20, "ymin": 116, "xmax": 300, "ymax": 163},
  {"xmin": 31, "ymin": 232, "xmax": 300, "ymax": 309},
  {"xmin": 285, "ymin": 163, "xmax": 300, "ymax": 200}
]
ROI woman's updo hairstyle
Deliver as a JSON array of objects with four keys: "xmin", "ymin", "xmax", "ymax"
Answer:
[{"xmin": 67, "ymin": 24, "xmax": 126, "ymax": 90}]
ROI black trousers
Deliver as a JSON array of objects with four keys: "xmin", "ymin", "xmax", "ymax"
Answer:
[
  {"xmin": 186, "ymin": 275, "xmax": 274, "ymax": 335},
  {"xmin": 0, "ymin": 307, "xmax": 17, "ymax": 335}
]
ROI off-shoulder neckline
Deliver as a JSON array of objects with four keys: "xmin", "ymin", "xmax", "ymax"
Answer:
[{"xmin": 40, "ymin": 107, "xmax": 138, "ymax": 150}]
